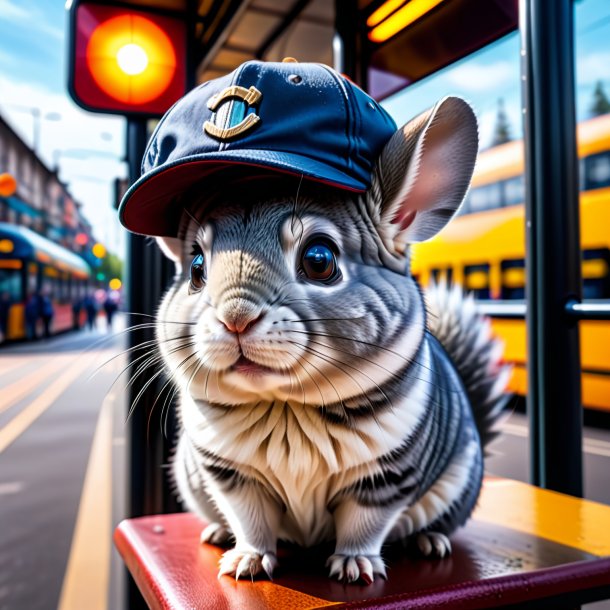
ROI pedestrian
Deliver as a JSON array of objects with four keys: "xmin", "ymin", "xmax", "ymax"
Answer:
[
  {"xmin": 83, "ymin": 293, "xmax": 97, "ymax": 330},
  {"xmin": 0, "ymin": 291, "xmax": 11, "ymax": 342},
  {"xmin": 40, "ymin": 291, "xmax": 54, "ymax": 338},
  {"xmin": 103, "ymin": 293, "xmax": 118, "ymax": 332},
  {"xmin": 72, "ymin": 297, "xmax": 83, "ymax": 330},
  {"xmin": 25, "ymin": 292, "xmax": 41, "ymax": 340}
]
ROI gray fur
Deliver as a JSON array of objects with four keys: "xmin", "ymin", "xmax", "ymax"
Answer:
[{"xmin": 151, "ymin": 96, "xmax": 508, "ymax": 583}]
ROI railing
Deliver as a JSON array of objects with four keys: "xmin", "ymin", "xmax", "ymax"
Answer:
[{"xmin": 476, "ymin": 299, "xmax": 610, "ymax": 321}]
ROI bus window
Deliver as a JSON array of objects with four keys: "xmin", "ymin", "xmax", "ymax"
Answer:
[
  {"xmin": 582, "ymin": 248, "xmax": 610, "ymax": 299},
  {"xmin": 583, "ymin": 151, "xmax": 610, "ymax": 191},
  {"xmin": 27, "ymin": 263, "xmax": 38, "ymax": 296},
  {"xmin": 503, "ymin": 175, "xmax": 525, "ymax": 206},
  {"xmin": 501, "ymin": 258, "xmax": 526, "ymax": 300},
  {"xmin": 469, "ymin": 183, "xmax": 502, "ymax": 212},
  {"xmin": 0, "ymin": 266, "xmax": 23, "ymax": 301},
  {"xmin": 464, "ymin": 263, "xmax": 491, "ymax": 299},
  {"xmin": 431, "ymin": 267, "xmax": 453, "ymax": 285}
]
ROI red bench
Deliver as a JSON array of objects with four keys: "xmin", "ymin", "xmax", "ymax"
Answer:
[{"xmin": 115, "ymin": 478, "xmax": 610, "ymax": 609}]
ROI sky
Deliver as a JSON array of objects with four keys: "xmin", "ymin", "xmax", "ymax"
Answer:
[
  {"xmin": 382, "ymin": 0, "xmax": 610, "ymax": 146},
  {"xmin": 0, "ymin": 0, "xmax": 609, "ymax": 260},
  {"xmin": 0, "ymin": 0, "xmax": 127, "ymax": 255}
]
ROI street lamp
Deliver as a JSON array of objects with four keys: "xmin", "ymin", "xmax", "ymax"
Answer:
[{"xmin": 0, "ymin": 104, "xmax": 62, "ymax": 155}]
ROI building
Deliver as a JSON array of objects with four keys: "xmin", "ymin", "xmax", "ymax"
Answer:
[{"xmin": 0, "ymin": 113, "xmax": 94, "ymax": 250}]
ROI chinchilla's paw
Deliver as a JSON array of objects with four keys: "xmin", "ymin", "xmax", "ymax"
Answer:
[
  {"xmin": 416, "ymin": 532, "xmax": 452, "ymax": 559},
  {"xmin": 200, "ymin": 522, "xmax": 233, "ymax": 546},
  {"xmin": 326, "ymin": 553, "xmax": 387, "ymax": 585},
  {"xmin": 218, "ymin": 548, "xmax": 278, "ymax": 581}
]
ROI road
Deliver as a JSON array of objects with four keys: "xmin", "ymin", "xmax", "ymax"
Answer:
[
  {"xmin": 0, "ymin": 322, "xmax": 609, "ymax": 609},
  {"xmin": 0, "ymin": 321, "xmax": 128, "ymax": 610}
]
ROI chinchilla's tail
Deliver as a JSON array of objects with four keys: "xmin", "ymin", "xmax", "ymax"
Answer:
[{"xmin": 425, "ymin": 280, "xmax": 511, "ymax": 449}]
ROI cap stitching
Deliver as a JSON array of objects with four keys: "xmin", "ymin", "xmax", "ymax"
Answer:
[
  {"xmin": 319, "ymin": 65, "xmax": 353, "ymax": 171},
  {"xmin": 140, "ymin": 82, "xmax": 210, "ymax": 175}
]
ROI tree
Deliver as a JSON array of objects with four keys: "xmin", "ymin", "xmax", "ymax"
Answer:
[
  {"xmin": 491, "ymin": 98, "xmax": 512, "ymax": 146},
  {"xmin": 590, "ymin": 81, "xmax": 610, "ymax": 117},
  {"xmin": 98, "ymin": 251, "xmax": 123, "ymax": 282}
]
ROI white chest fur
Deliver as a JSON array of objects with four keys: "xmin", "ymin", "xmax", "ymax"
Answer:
[{"xmin": 179, "ymin": 348, "xmax": 433, "ymax": 546}]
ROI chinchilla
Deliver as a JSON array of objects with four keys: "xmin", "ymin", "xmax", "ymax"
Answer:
[{"xmin": 149, "ymin": 95, "xmax": 509, "ymax": 584}]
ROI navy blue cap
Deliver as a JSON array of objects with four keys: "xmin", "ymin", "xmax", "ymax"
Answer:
[{"xmin": 119, "ymin": 60, "xmax": 397, "ymax": 237}]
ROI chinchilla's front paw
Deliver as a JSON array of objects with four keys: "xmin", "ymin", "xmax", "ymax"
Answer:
[
  {"xmin": 218, "ymin": 548, "xmax": 278, "ymax": 581},
  {"xmin": 200, "ymin": 522, "xmax": 233, "ymax": 546},
  {"xmin": 326, "ymin": 553, "xmax": 387, "ymax": 584},
  {"xmin": 416, "ymin": 532, "xmax": 452, "ymax": 558}
]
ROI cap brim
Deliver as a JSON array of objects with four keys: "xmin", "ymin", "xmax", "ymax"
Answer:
[{"xmin": 118, "ymin": 150, "xmax": 367, "ymax": 237}]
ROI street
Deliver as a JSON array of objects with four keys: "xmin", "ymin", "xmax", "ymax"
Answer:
[
  {"xmin": 0, "ymin": 320, "xmax": 128, "ymax": 610},
  {"xmin": 0, "ymin": 323, "xmax": 609, "ymax": 609}
]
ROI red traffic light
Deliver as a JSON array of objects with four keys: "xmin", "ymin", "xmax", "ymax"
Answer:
[{"xmin": 68, "ymin": 1, "xmax": 187, "ymax": 116}]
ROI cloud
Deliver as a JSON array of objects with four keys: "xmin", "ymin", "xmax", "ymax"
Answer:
[
  {"xmin": 444, "ymin": 61, "xmax": 517, "ymax": 93},
  {"xmin": 0, "ymin": 0, "xmax": 63, "ymax": 41}
]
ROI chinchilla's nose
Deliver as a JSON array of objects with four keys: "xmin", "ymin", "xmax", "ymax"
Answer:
[{"xmin": 217, "ymin": 299, "xmax": 264, "ymax": 334}]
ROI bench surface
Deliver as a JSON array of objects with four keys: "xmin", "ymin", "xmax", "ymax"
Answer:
[{"xmin": 115, "ymin": 478, "xmax": 610, "ymax": 609}]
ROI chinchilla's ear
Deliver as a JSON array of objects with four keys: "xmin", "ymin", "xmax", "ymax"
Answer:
[
  {"xmin": 156, "ymin": 237, "xmax": 183, "ymax": 273},
  {"xmin": 368, "ymin": 96, "xmax": 478, "ymax": 252}
]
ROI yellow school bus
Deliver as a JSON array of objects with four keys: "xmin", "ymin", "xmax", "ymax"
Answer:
[{"xmin": 412, "ymin": 113, "xmax": 610, "ymax": 411}]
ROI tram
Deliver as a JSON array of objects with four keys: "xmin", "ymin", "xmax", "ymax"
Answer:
[
  {"xmin": 0, "ymin": 222, "xmax": 91, "ymax": 341},
  {"xmin": 412, "ymin": 113, "xmax": 610, "ymax": 410}
]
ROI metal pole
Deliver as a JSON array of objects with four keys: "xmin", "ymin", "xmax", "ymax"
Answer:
[
  {"xmin": 520, "ymin": 0, "xmax": 583, "ymax": 496},
  {"xmin": 333, "ymin": 0, "xmax": 367, "ymax": 88},
  {"xmin": 125, "ymin": 118, "xmax": 178, "ymax": 519},
  {"xmin": 125, "ymin": 118, "xmax": 178, "ymax": 610}
]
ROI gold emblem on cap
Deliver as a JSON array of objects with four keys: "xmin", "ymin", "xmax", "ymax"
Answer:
[
  {"xmin": 282, "ymin": 57, "xmax": 298, "ymax": 63},
  {"xmin": 203, "ymin": 85, "xmax": 263, "ymax": 141}
]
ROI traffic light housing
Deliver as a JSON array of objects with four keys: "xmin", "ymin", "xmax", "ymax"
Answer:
[{"xmin": 68, "ymin": 1, "xmax": 187, "ymax": 116}]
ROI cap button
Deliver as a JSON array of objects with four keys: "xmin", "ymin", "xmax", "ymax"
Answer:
[{"xmin": 282, "ymin": 57, "xmax": 298, "ymax": 63}]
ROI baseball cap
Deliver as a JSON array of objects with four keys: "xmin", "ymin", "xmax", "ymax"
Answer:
[{"xmin": 118, "ymin": 60, "xmax": 397, "ymax": 237}]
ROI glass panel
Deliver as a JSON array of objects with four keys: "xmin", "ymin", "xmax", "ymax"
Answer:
[
  {"xmin": 583, "ymin": 152, "xmax": 610, "ymax": 191},
  {"xmin": 0, "ymin": 269, "xmax": 22, "ymax": 301},
  {"xmin": 503, "ymin": 175, "xmax": 525, "ymax": 206}
]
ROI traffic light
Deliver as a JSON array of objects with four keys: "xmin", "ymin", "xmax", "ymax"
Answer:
[{"xmin": 68, "ymin": 1, "xmax": 187, "ymax": 116}]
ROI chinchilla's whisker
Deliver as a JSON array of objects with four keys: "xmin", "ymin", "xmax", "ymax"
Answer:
[
  {"xmin": 289, "ymin": 353, "xmax": 326, "ymax": 409},
  {"xmin": 147, "ymin": 350, "xmax": 198, "ymax": 442},
  {"xmin": 289, "ymin": 340, "xmax": 394, "ymax": 419},
  {"xmin": 128, "ymin": 340, "xmax": 196, "ymax": 418},
  {"xmin": 123, "ymin": 310, "xmax": 197, "ymax": 325},
  {"xmin": 284, "ymin": 316, "xmax": 366, "ymax": 324},
  {"xmin": 297, "ymin": 351, "xmax": 345, "ymax": 414},
  {"xmin": 299, "ymin": 335, "xmax": 397, "ymax": 378},
  {"xmin": 289, "ymin": 328, "xmax": 455, "ymax": 389},
  {"xmin": 126, "ymin": 341, "xmax": 195, "ymax": 395},
  {"xmin": 290, "ymin": 334, "xmax": 437, "ymax": 400},
  {"xmin": 292, "ymin": 342, "xmax": 387, "ymax": 426},
  {"xmin": 89, "ymin": 333, "xmax": 196, "ymax": 381},
  {"xmin": 127, "ymin": 367, "xmax": 168, "ymax": 423}
]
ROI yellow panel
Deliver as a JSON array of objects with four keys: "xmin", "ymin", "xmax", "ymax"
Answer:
[
  {"xmin": 581, "ymin": 374, "xmax": 610, "ymax": 412},
  {"xmin": 581, "ymin": 321, "xmax": 610, "ymax": 371},
  {"xmin": 475, "ymin": 479, "xmax": 610, "ymax": 556},
  {"xmin": 7, "ymin": 304, "xmax": 25, "ymax": 340},
  {"xmin": 490, "ymin": 319, "xmax": 526, "ymax": 364}
]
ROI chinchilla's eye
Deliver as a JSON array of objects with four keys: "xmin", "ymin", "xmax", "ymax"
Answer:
[
  {"xmin": 300, "ymin": 241, "xmax": 341, "ymax": 284},
  {"xmin": 189, "ymin": 253, "xmax": 206, "ymax": 291}
]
